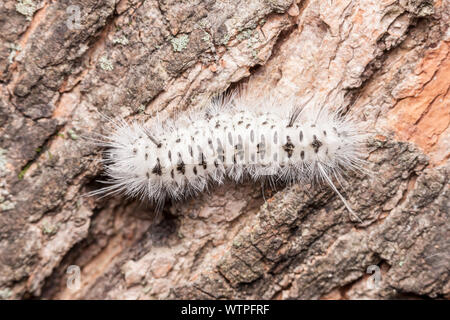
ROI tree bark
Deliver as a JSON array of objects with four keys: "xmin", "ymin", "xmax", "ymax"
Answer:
[{"xmin": 0, "ymin": 0, "xmax": 448, "ymax": 300}]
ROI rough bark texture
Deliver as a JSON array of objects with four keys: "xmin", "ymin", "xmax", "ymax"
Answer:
[{"xmin": 0, "ymin": 0, "xmax": 448, "ymax": 300}]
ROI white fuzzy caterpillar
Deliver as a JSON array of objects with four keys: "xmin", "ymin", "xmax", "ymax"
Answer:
[{"xmin": 90, "ymin": 92, "xmax": 368, "ymax": 220}]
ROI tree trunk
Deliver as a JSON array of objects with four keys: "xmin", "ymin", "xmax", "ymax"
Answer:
[{"xmin": 0, "ymin": 0, "xmax": 448, "ymax": 300}]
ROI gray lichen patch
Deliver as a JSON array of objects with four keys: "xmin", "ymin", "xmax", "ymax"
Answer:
[
  {"xmin": 137, "ymin": 105, "xmax": 146, "ymax": 114},
  {"xmin": 171, "ymin": 34, "xmax": 190, "ymax": 52},
  {"xmin": 98, "ymin": 56, "xmax": 114, "ymax": 71},
  {"xmin": 66, "ymin": 129, "xmax": 78, "ymax": 140},
  {"xmin": 8, "ymin": 43, "xmax": 21, "ymax": 64},
  {"xmin": 201, "ymin": 33, "xmax": 211, "ymax": 42},
  {"xmin": 237, "ymin": 29, "xmax": 254, "ymax": 41},
  {"xmin": 0, "ymin": 201, "xmax": 16, "ymax": 212},
  {"xmin": 15, "ymin": 0, "xmax": 37, "ymax": 21},
  {"xmin": 237, "ymin": 29, "xmax": 261, "ymax": 50},
  {"xmin": 113, "ymin": 35, "xmax": 129, "ymax": 45},
  {"xmin": 41, "ymin": 222, "xmax": 59, "ymax": 236},
  {"xmin": 0, "ymin": 288, "xmax": 12, "ymax": 300}
]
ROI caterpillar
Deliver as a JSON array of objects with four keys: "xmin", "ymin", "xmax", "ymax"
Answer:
[{"xmin": 90, "ymin": 92, "xmax": 368, "ymax": 221}]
